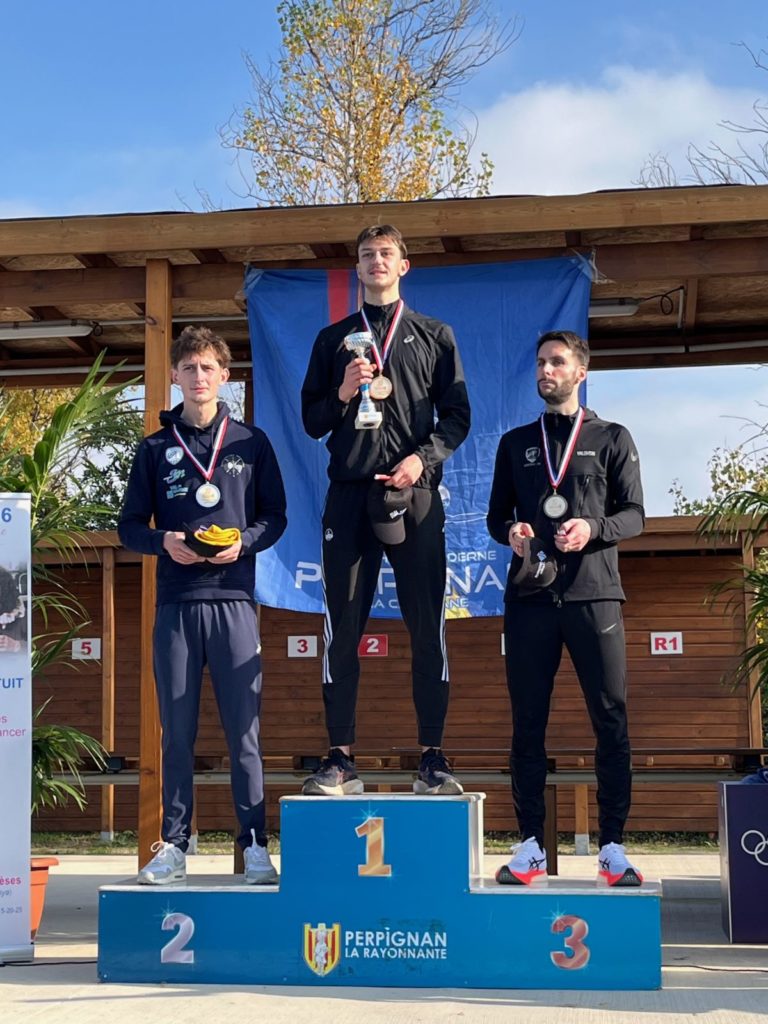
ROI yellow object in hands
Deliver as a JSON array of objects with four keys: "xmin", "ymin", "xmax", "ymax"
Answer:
[{"xmin": 194, "ymin": 524, "xmax": 241, "ymax": 548}]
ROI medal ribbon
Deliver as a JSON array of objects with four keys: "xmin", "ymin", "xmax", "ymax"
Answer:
[
  {"xmin": 360, "ymin": 299, "xmax": 405, "ymax": 371},
  {"xmin": 539, "ymin": 407, "xmax": 585, "ymax": 491},
  {"xmin": 172, "ymin": 417, "xmax": 229, "ymax": 481}
]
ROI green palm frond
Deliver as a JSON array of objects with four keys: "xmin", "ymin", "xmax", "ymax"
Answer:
[
  {"xmin": 0, "ymin": 356, "xmax": 139, "ymax": 813},
  {"xmin": 699, "ymin": 489, "xmax": 768, "ymax": 546},
  {"xmin": 31, "ymin": 701, "xmax": 107, "ymax": 813},
  {"xmin": 699, "ymin": 485, "xmax": 768, "ymax": 741}
]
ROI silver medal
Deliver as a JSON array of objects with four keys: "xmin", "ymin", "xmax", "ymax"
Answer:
[
  {"xmin": 543, "ymin": 493, "xmax": 569, "ymax": 519},
  {"xmin": 196, "ymin": 482, "xmax": 221, "ymax": 508}
]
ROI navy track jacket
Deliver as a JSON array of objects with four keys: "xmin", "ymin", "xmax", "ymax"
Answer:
[{"xmin": 118, "ymin": 402, "xmax": 287, "ymax": 604}]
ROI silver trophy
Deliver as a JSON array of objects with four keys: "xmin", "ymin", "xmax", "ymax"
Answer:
[{"xmin": 344, "ymin": 330, "xmax": 382, "ymax": 429}]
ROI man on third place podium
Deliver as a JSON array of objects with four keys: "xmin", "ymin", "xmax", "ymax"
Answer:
[
  {"xmin": 119, "ymin": 326, "xmax": 287, "ymax": 885},
  {"xmin": 301, "ymin": 224, "xmax": 471, "ymax": 797},
  {"xmin": 487, "ymin": 330, "xmax": 645, "ymax": 887}
]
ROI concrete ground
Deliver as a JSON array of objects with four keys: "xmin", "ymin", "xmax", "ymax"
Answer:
[{"xmin": 2, "ymin": 852, "xmax": 767, "ymax": 1024}]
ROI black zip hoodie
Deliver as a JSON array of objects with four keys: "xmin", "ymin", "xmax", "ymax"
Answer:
[
  {"xmin": 301, "ymin": 302, "xmax": 470, "ymax": 486},
  {"xmin": 118, "ymin": 402, "xmax": 287, "ymax": 604},
  {"xmin": 487, "ymin": 408, "xmax": 644, "ymax": 602}
]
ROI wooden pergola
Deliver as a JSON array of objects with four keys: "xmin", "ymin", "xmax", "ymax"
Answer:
[{"xmin": 4, "ymin": 183, "xmax": 768, "ymax": 861}]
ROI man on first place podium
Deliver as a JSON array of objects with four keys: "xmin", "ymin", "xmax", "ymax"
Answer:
[{"xmin": 300, "ymin": 224, "xmax": 471, "ymax": 798}]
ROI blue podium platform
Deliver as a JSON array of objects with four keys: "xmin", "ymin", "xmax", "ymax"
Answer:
[{"xmin": 98, "ymin": 794, "xmax": 661, "ymax": 989}]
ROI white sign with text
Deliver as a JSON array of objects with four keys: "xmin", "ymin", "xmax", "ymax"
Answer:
[
  {"xmin": 0, "ymin": 493, "xmax": 32, "ymax": 961},
  {"xmin": 650, "ymin": 631, "xmax": 684, "ymax": 655}
]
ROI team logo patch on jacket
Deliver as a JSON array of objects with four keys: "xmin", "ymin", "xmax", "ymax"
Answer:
[
  {"xmin": 223, "ymin": 454, "xmax": 245, "ymax": 476},
  {"xmin": 165, "ymin": 446, "xmax": 183, "ymax": 465},
  {"xmin": 525, "ymin": 446, "xmax": 540, "ymax": 465}
]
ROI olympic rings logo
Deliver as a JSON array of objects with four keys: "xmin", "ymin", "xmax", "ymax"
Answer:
[{"xmin": 740, "ymin": 830, "xmax": 768, "ymax": 866}]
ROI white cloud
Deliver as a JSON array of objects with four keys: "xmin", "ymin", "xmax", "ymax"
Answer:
[{"xmin": 477, "ymin": 66, "xmax": 758, "ymax": 194}]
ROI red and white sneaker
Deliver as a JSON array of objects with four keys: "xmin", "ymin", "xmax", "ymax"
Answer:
[
  {"xmin": 598, "ymin": 842, "xmax": 643, "ymax": 887},
  {"xmin": 496, "ymin": 837, "xmax": 548, "ymax": 885}
]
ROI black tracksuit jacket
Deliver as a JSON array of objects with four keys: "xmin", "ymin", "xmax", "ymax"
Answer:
[
  {"xmin": 487, "ymin": 408, "xmax": 645, "ymax": 603},
  {"xmin": 301, "ymin": 303, "xmax": 470, "ymax": 485}
]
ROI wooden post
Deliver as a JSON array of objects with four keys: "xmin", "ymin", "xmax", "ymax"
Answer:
[
  {"xmin": 573, "ymin": 783, "xmax": 590, "ymax": 854},
  {"xmin": 100, "ymin": 545, "xmax": 116, "ymax": 841},
  {"xmin": 138, "ymin": 259, "xmax": 173, "ymax": 868},
  {"xmin": 741, "ymin": 536, "xmax": 764, "ymax": 745}
]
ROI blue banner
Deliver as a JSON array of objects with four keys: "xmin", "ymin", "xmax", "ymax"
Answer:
[{"xmin": 246, "ymin": 257, "xmax": 590, "ymax": 617}]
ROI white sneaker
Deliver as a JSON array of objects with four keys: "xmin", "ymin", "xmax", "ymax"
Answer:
[
  {"xmin": 495, "ymin": 837, "xmax": 548, "ymax": 885},
  {"xmin": 597, "ymin": 842, "xmax": 643, "ymax": 887},
  {"xmin": 244, "ymin": 833, "xmax": 278, "ymax": 885},
  {"xmin": 137, "ymin": 841, "xmax": 186, "ymax": 885}
]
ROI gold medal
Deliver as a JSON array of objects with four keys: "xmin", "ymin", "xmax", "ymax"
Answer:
[{"xmin": 369, "ymin": 375, "xmax": 393, "ymax": 400}]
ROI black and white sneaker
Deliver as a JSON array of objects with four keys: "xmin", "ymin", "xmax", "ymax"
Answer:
[
  {"xmin": 301, "ymin": 749, "xmax": 364, "ymax": 795},
  {"xmin": 598, "ymin": 842, "xmax": 643, "ymax": 887},
  {"xmin": 413, "ymin": 748, "xmax": 464, "ymax": 795}
]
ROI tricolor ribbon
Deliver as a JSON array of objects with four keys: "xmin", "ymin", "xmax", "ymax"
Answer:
[
  {"xmin": 539, "ymin": 406, "xmax": 585, "ymax": 492},
  {"xmin": 360, "ymin": 299, "xmax": 405, "ymax": 371},
  {"xmin": 172, "ymin": 417, "xmax": 229, "ymax": 481}
]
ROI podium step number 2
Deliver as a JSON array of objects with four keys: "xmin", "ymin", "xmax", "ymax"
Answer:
[{"xmin": 98, "ymin": 794, "xmax": 661, "ymax": 989}]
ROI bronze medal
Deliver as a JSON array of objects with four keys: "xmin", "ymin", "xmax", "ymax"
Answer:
[{"xmin": 369, "ymin": 375, "xmax": 393, "ymax": 400}]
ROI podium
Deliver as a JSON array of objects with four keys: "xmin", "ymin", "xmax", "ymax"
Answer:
[{"xmin": 98, "ymin": 794, "xmax": 661, "ymax": 988}]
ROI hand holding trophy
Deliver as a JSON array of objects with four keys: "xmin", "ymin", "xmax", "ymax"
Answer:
[{"xmin": 344, "ymin": 331, "xmax": 382, "ymax": 429}]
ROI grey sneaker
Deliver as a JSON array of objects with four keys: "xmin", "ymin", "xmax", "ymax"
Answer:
[
  {"xmin": 302, "ymin": 749, "xmax": 364, "ymax": 795},
  {"xmin": 413, "ymin": 748, "xmax": 464, "ymax": 795},
  {"xmin": 244, "ymin": 833, "xmax": 278, "ymax": 885},
  {"xmin": 137, "ymin": 841, "xmax": 186, "ymax": 885}
]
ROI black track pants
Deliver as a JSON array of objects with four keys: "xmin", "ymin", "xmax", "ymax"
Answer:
[
  {"xmin": 321, "ymin": 481, "xmax": 449, "ymax": 747},
  {"xmin": 153, "ymin": 600, "xmax": 266, "ymax": 852},
  {"xmin": 503, "ymin": 599, "xmax": 631, "ymax": 848}
]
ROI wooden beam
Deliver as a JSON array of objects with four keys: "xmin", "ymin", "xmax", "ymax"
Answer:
[
  {"xmin": 100, "ymin": 546, "xmax": 116, "ymax": 841},
  {"xmin": 3, "ymin": 235, "xmax": 768, "ymax": 310},
  {"xmin": 0, "ymin": 266, "xmax": 145, "ymax": 307},
  {"xmin": 138, "ymin": 259, "xmax": 172, "ymax": 869},
  {"xmin": 1, "ymin": 185, "xmax": 767, "ymax": 256}
]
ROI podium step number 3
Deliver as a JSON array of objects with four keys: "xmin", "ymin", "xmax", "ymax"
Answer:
[{"xmin": 98, "ymin": 794, "xmax": 661, "ymax": 989}]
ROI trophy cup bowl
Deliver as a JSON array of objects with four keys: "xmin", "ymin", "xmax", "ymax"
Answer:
[{"xmin": 344, "ymin": 330, "xmax": 382, "ymax": 430}]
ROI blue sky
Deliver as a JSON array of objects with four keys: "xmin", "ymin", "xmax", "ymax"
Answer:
[{"xmin": 2, "ymin": 1, "xmax": 768, "ymax": 511}]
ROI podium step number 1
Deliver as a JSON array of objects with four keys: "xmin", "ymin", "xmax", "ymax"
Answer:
[{"xmin": 98, "ymin": 794, "xmax": 661, "ymax": 989}]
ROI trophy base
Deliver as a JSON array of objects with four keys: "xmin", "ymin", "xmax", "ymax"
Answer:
[{"xmin": 355, "ymin": 410, "xmax": 382, "ymax": 429}]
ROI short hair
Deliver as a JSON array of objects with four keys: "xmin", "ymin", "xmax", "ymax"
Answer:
[
  {"xmin": 537, "ymin": 330, "xmax": 590, "ymax": 369},
  {"xmin": 355, "ymin": 224, "xmax": 408, "ymax": 259},
  {"xmin": 0, "ymin": 567, "xmax": 19, "ymax": 616},
  {"xmin": 171, "ymin": 325, "xmax": 231, "ymax": 369}
]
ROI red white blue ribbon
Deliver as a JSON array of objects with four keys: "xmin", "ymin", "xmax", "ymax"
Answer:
[
  {"xmin": 172, "ymin": 417, "xmax": 229, "ymax": 481},
  {"xmin": 360, "ymin": 299, "xmax": 405, "ymax": 371},
  {"xmin": 539, "ymin": 406, "xmax": 585, "ymax": 491}
]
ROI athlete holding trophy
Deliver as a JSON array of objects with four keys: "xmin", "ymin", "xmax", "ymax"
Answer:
[{"xmin": 301, "ymin": 224, "xmax": 471, "ymax": 798}]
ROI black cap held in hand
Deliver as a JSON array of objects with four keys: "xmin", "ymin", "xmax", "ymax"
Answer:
[
  {"xmin": 511, "ymin": 536, "xmax": 558, "ymax": 592},
  {"xmin": 367, "ymin": 482, "xmax": 413, "ymax": 545}
]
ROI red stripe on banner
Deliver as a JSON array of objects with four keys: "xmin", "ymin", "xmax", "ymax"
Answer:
[{"xmin": 327, "ymin": 270, "xmax": 352, "ymax": 324}]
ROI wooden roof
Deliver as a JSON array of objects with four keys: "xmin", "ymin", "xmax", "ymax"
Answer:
[{"xmin": 1, "ymin": 183, "xmax": 768, "ymax": 383}]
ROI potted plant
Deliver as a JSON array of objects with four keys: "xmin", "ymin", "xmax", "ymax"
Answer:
[{"xmin": 0, "ymin": 354, "xmax": 136, "ymax": 937}]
